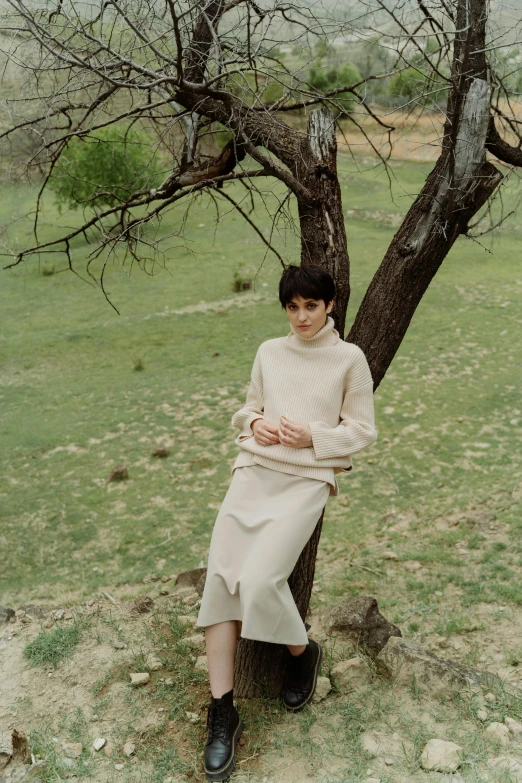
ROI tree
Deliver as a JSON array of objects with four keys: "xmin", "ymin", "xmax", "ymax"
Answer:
[{"xmin": 1, "ymin": 0, "xmax": 522, "ymax": 697}]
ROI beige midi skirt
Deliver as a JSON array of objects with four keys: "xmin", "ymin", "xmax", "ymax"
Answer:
[{"xmin": 195, "ymin": 464, "xmax": 330, "ymax": 646}]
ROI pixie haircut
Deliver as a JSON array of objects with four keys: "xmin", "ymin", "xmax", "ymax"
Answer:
[{"xmin": 279, "ymin": 264, "xmax": 336, "ymax": 308}]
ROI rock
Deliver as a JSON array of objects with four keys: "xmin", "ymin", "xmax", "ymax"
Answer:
[
  {"xmin": 62, "ymin": 743, "xmax": 83, "ymax": 758},
  {"xmin": 381, "ymin": 551, "xmax": 398, "ymax": 561},
  {"xmin": 404, "ymin": 560, "xmax": 422, "ymax": 571},
  {"xmin": 122, "ymin": 743, "xmax": 135, "ymax": 757},
  {"xmin": 175, "ymin": 568, "xmax": 207, "ymax": 590},
  {"xmin": 178, "ymin": 615, "xmax": 197, "ymax": 625},
  {"xmin": 20, "ymin": 615, "xmax": 32, "ymax": 624},
  {"xmin": 331, "ymin": 657, "xmax": 372, "ymax": 692},
  {"xmin": 186, "ymin": 712, "xmax": 199, "ymax": 723},
  {"xmin": 54, "ymin": 609, "xmax": 65, "ymax": 620},
  {"xmin": 195, "ymin": 656, "xmax": 208, "ymax": 672},
  {"xmin": 115, "ymin": 763, "xmax": 125, "ymax": 771},
  {"xmin": 146, "ymin": 656, "xmax": 163, "ymax": 672},
  {"xmin": 376, "ymin": 636, "xmax": 495, "ymax": 698},
  {"xmin": 505, "ymin": 717, "xmax": 522, "ymax": 737},
  {"xmin": 130, "ymin": 673, "xmax": 150, "ymax": 686},
  {"xmin": 43, "ymin": 618, "xmax": 54, "ymax": 629},
  {"xmin": 113, "ymin": 641, "xmax": 127, "ymax": 649},
  {"xmin": 92, "ymin": 738, "xmax": 106, "ymax": 752},
  {"xmin": 485, "ymin": 722, "xmax": 510, "ymax": 746},
  {"xmin": 488, "ymin": 756, "xmax": 522, "ymax": 779},
  {"xmin": 384, "ymin": 757, "xmax": 394, "ymax": 766},
  {"xmin": 361, "ymin": 732, "xmax": 381, "ymax": 758},
  {"xmin": 107, "ymin": 464, "xmax": 128, "ymax": 482},
  {"xmin": 182, "ymin": 592, "xmax": 199, "ymax": 605},
  {"xmin": 133, "ymin": 596, "xmax": 154, "ymax": 614},
  {"xmin": 484, "ymin": 691, "xmax": 496, "ymax": 703},
  {"xmin": 477, "ymin": 709, "xmax": 489, "ymax": 721},
  {"xmin": 104, "ymin": 744, "xmax": 114, "ymax": 756},
  {"xmin": 185, "ymin": 633, "xmax": 205, "ymax": 650},
  {"xmin": 0, "ymin": 607, "xmax": 15, "ymax": 625},
  {"xmin": 325, "ymin": 596, "xmax": 402, "ymax": 656},
  {"xmin": 312, "ymin": 676, "xmax": 331, "ymax": 703},
  {"xmin": 0, "ymin": 731, "xmax": 13, "ymax": 772},
  {"xmin": 420, "ymin": 739, "xmax": 463, "ymax": 772},
  {"xmin": 152, "ymin": 446, "xmax": 170, "ymax": 458}
]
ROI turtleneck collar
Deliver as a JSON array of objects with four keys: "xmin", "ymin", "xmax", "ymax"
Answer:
[{"xmin": 287, "ymin": 315, "xmax": 339, "ymax": 349}]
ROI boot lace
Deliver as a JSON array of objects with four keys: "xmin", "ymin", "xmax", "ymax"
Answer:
[{"xmin": 207, "ymin": 701, "xmax": 230, "ymax": 744}]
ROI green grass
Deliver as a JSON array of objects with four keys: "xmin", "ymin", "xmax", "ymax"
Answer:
[
  {"xmin": 23, "ymin": 620, "xmax": 86, "ymax": 667},
  {"xmin": 1, "ymin": 151, "xmax": 521, "ymax": 645}
]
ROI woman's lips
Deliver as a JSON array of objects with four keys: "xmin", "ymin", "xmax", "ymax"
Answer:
[{"xmin": 298, "ymin": 325, "xmax": 310, "ymax": 329}]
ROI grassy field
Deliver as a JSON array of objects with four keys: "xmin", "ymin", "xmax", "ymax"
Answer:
[
  {"xmin": 2, "ymin": 152, "xmax": 522, "ymax": 783},
  {"xmin": 1, "ymin": 152, "xmax": 521, "ymax": 618}
]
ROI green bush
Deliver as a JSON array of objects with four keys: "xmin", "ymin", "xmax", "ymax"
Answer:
[
  {"xmin": 388, "ymin": 67, "xmax": 429, "ymax": 105},
  {"xmin": 49, "ymin": 125, "xmax": 164, "ymax": 211},
  {"xmin": 308, "ymin": 61, "xmax": 361, "ymax": 113}
]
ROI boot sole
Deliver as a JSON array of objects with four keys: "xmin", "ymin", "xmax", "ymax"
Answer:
[
  {"xmin": 282, "ymin": 642, "xmax": 323, "ymax": 713},
  {"xmin": 204, "ymin": 717, "xmax": 243, "ymax": 782}
]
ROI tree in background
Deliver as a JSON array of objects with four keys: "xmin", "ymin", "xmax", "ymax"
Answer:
[
  {"xmin": 49, "ymin": 126, "xmax": 164, "ymax": 211},
  {"xmin": 1, "ymin": 0, "xmax": 522, "ymax": 696}
]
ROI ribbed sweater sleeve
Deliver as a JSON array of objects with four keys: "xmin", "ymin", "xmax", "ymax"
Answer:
[
  {"xmin": 309, "ymin": 348, "xmax": 376, "ymax": 460},
  {"xmin": 231, "ymin": 348, "xmax": 265, "ymax": 440}
]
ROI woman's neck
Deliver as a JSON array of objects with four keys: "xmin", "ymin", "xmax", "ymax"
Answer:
[{"xmin": 287, "ymin": 315, "xmax": 339, "ymax": 349}]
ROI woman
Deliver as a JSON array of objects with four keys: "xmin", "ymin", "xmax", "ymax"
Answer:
[{"xmin": 195, "ymin": 264, "xmax": 377, "ymax": 781}]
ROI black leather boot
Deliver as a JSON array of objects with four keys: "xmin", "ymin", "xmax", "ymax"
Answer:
[
  {"xmin": 204, "ymin": 688, "xmax": 243, "ymax": 781},
  {"xmin": 282, "ymin": 638, "xmax": 323, "ymax": 712}
]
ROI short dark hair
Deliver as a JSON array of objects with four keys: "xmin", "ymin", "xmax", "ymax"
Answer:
[{"xmin": 279, "ymin": 264, "xmax": 336, "ymax": 308}]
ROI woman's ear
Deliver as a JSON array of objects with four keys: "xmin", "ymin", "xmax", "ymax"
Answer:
[{"xmin": 326, "ymin": 300, "xmax": 334, "ymax": 314}]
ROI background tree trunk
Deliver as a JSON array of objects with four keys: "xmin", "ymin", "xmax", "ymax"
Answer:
[
  {"xmin": 234, "ymin": 511, "xmax": 325, "ymax": 698},
  {"xmin": 347, "ymin": 0, "xmax": 500, "ymax": 388}
]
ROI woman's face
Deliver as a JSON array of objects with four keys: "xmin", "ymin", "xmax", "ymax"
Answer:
[{"xmin": 285, "ymin": 296, "xmax": 333, "ymax": 339}]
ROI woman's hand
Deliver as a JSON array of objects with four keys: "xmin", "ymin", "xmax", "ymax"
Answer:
[
  {"xmin": 251, "ymin": 418, "xmax": 280, "ymax": 446},
  {"xmin": 278, "ymin": 415, "xmax": 313, "ymax": 449}
]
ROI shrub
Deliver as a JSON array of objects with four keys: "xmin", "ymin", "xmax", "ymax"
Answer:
[
  {"xmin": 308, "ymin": 61, "xmax": 361, "ymax": 113},
  {"xmin": 49, "ymin": 125, "xmax": 164, "ymax": 211}
]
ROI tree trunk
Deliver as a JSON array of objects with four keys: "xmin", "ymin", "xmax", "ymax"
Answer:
[
  {"xmin": 295, "ymin": 108, "xmax": 350, "ymax": 338},
  {"xmin": 347, "ymin": 0, "xmax": 500, "ymax": 388},
  {"xmin": 234, "ymin": 511, "xmax": 325, "ymax": 698}
]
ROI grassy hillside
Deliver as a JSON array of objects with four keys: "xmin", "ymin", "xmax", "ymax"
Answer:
[{"xmin": 1, "ymin": 154, "xmax": 521, "ymax": 634}]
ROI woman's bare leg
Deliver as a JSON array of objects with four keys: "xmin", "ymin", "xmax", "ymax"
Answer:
[
  {"xmin": 205, "ymin": 620, "xmax": 239, "ymax": 698},
  {"xmin": 287, "ymin": 644, "xmax": 306, "ymax": 656}
]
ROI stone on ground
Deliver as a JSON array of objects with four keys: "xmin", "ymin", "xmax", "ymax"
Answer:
[
  {"xmin": 130, "ymin": 672, "xmax": 150, "ymax": 686},
  {"xmin": 488, "ymin": 756, "xmax": 522, "ymax": 781},
  {"xmin": 312, "ymin": 676, "xmax": 331, "ymax": 703},
  {"xmin": 62, "ymin": 742, "xmax": 82, "ymax": 758},
  {"xmin": 331, "ymin": 657, "xmax": 371, "ymax": 692},
  {"xmin": 195, "ymin": 655, "xmax": 209, "ymax": 672},
  {"xmin": 420, "ymin": 739, "xmax": 463, "ymax": 772},
  {"xmin": 185, "ymin": 633, "xmax": 205, "ymax": 650},
  {"xmin": 361, "ymin": 732, "xmax": 381, "ymax": 758},
  {"xmin": 123, "ymin": 742, "xmax": 135, "ymax": 756},
  {"xmin": 505, "ymin": 717, "xmax": 522, "ymax": 737},
  {"xmin": 92, "ymin": 737, "xmax": 106, "ymax": 752},
  {"xmin": 485, "ymin": 722, "xmax": 510, "ymax": 746},
  {"xmin": 325, "ymin": 596, "xmax": 401, "ymax": 656}
]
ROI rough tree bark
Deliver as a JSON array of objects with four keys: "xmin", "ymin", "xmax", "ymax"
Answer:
[{"xmin": 296, "ymin": 109, "xmax": 350, "ymax": 337}]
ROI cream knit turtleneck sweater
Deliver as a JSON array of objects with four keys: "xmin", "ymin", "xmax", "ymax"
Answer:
[{"xmin": 231, "ymin": 316, "xmax": 377, "ymax": 495}]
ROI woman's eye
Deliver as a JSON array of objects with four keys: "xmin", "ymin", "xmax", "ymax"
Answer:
[{"xmin": 307, "ymin": 304, "xmax": 316, "ymax": 309}]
